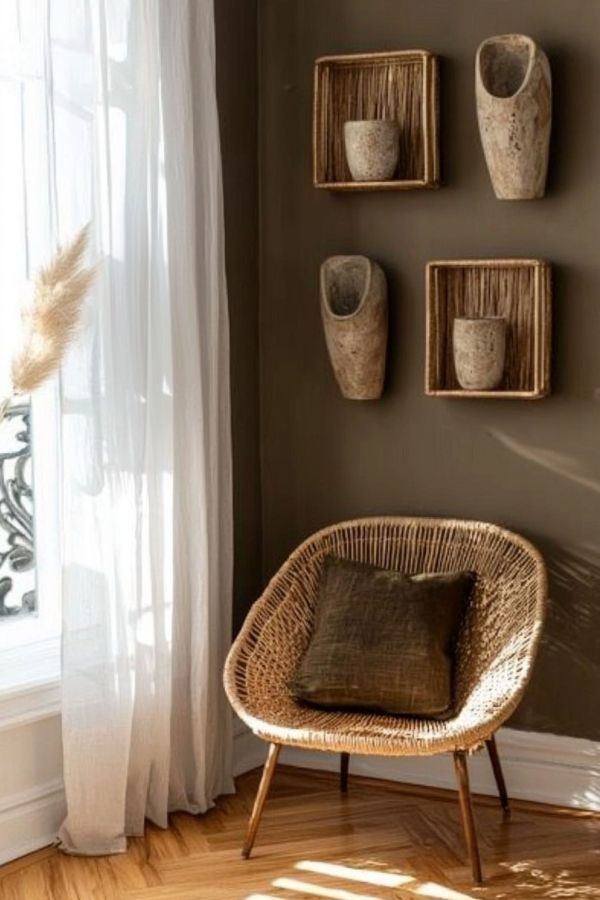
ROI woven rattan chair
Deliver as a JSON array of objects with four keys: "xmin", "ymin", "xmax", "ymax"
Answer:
[{"xmin": 224, "ymin": 517, "xmax": 547, "ymax": 884}]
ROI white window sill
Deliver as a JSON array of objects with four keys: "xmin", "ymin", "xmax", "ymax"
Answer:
[{"xmin": 0, "ymin": 636, "xmax": 60, "ymax": 731}]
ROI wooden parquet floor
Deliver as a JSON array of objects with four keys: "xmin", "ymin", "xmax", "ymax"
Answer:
[{"xmin": 1, "ymin": 765, "xmax": 600, "ymax": 899}]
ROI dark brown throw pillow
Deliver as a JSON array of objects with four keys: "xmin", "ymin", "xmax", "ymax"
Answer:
[{"xmin": 291, "ymin": 556, "xmax": 474, "ymax": 719}]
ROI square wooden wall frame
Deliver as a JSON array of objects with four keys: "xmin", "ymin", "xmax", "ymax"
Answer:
[
  {"xmin": 425, "ymin": 259, "xmax": 552, "ymax": 399},
  {"xmin": 313, "ymin": 50, "xmax": 439, "ymax": 191}
]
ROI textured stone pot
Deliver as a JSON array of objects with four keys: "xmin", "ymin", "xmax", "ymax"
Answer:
[
  {"xmin": 343, "ymin": 120, "xmax": 400, "ymax": 182},
  {"xmin": 320, "ymin": 255, "xmax": 387, "ymax": 400},
  {"xmin": 476, "ymin": 34, "xmax": 551, "ymax": 199},
  {"xmin": 453, "ymin": 317, "xmax": 507, "ymax": 391}
]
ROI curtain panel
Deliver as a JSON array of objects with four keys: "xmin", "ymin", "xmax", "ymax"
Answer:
[{"xmin": 6, "ymin": 0, "xmax": 234, "ymax": 853}]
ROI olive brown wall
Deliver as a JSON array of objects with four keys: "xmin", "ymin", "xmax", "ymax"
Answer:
[
  {"xmin": 258, "ymin": 0, "xmax": 600, "ymax": 739},
  {"xmin": 215, "ymin": 0, "xmax": 262, "ymax": 634}
]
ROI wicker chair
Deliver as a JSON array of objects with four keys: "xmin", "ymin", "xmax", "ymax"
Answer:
[{"xmin": 224, "ymin": 517, "xmax": 547, "ymax": 884}]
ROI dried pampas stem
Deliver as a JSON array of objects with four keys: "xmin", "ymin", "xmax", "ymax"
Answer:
[{"xmin": 9, "ymin": 225, "xmax": 94, "ymax": 403}]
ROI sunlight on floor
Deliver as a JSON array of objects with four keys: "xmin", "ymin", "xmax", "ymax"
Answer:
[
  {"xmin": 294, "ymin": 861, "xmax": 475, "ymax": 900},
  {"xmin": 296, "ymin": 860, "xmax": 415, "ymax": 887},
  {"xmin": 272, "ymin": 877, "xmax": 382, "ymax": 899},
  {"xmin": 414, "ymin": 884, "xmax": 476, "ymax": 900},
  {"xmin": 245, "ymin": 851, "xmax": 600, "ymax": 900},
  {"xmin": 245, "ymin": 895, "xmax": 281, "ymax": 900},
  {"xmin": 243, "ymin": 859, "xmax": 478, "ymax": 900},
  {"xmin": 246, "ymin": 880, "xmax": 477, "ymax": 900},
  {"xmin": 500, "ymin": 859, "xmax": 600, "ymax": 898}
]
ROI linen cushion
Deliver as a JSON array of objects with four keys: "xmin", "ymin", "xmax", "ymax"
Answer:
[{"xmin": 291, "ymin": 556, "xmax": 474, "ymax": 718}]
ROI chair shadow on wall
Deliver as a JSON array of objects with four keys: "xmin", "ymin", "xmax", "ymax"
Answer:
[
  {"xmin": 510, "ymin": 536, "xmax": 600, "ymax": 802},
  {"xmin": 489, "ymin": 430, "xmax": 600, "ymax": 750}
]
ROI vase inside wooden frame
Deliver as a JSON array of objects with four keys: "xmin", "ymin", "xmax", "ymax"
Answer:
[
  {"xmin": 313, "ymin": 50, "xmax": 440, "ymax": 191},
  {"xmin": 425, "ymin": 258, "xmax": 552, "ymax": 399}
]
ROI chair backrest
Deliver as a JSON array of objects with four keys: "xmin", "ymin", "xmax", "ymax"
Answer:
[{"xmin": 276, "ymin": 516, "xmax": 543, "ymax": 607}]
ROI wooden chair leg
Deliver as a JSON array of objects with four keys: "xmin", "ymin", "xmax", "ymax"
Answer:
[
  {"xmin": 486, "ymin": 734, "xmax": 510, "ymax": 816},
  {"xmin": 454, "ymin": 750, "xmax": 483, "ymax": 885},
  {"xmin": 242, "ymin": 742, "xmax": 281, "ymax": 859},
  {"xmin": 340, "ymin": 752, "xmax": 349, "ymax": 793}
]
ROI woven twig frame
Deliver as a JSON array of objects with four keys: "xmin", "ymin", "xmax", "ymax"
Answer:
[
  {"xmin": 313, "ymin": 50, "xmax": 440, "ymax": 191},
  {"xmin": 425, "ymin": 259, "xmax": 552, "ymax": 399}
]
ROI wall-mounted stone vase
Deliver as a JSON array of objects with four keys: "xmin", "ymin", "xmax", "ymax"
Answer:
[
  {"xmin": 343, "ymin": 120, "xmax": 400, "ymax": 182},
  {"xmin": 476, "ymin": 34, "xmax": 551, "ymax": 199},
  {"xmin": 453, "ymin": 316, "xmax": 507, "ymax": 391},
  {"xmin": 320, "ymin": 255, "xmax": 387, "ymax": 400}
]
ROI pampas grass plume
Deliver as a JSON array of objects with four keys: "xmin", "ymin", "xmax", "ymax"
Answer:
[{"xmin": 9, "ymin": 225, "xmax": 94, "ymax": 399}]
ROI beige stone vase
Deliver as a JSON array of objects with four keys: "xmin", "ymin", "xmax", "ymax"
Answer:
[
  {"xmin": 343, "ymin": 120, "xmax": 400, "ymax": 182},
  {"xmin": 320, "ymin": 255, "xmax": 388, "ymax": 400},
  {"xmin": 453, "ymin": 317, "xmax": 507, "ymax": 391},
  {"xmin": 476, "ymin": 34, "xmax": 551, "ymax": 199}
]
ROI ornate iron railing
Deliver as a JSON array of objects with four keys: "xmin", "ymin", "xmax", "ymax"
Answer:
[{"xmin": 0, "ymin": 404, "xmax": 35, "ymax": 617}]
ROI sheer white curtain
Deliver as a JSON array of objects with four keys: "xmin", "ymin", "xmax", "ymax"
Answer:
[{"xmin": 10, "ymin": 0, "xmax": 233, "ymax": 854}]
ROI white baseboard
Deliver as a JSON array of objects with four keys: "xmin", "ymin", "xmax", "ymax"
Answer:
[
  {"xmin": 1, "ymin": 722, "xmax": 595, "ymax": 869},
  {"xmin": 233, "ymin": 721, "xmax": 600, "ymax": 812},
  {"xmin": 0, "ymin": 685, "xmax": 63, "ymax": 867},
  {"xmin": 0, "ymin": 778, "xmax": 65, "ymax": 866},
  {"xmin": 0, "ymin": 680, "xmax": 60, "ymax": 734}
]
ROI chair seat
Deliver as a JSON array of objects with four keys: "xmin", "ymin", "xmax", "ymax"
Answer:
[{"xmin": 239, "ymin": 699, "xmax": 495, "ymax": 757}]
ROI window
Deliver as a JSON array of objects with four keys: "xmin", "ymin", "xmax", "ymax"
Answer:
[
  {"xmin": 0, "ymin": 406, "xmax": 34, "ymax": 619},
  {"xmin": 0, "ymin": 2, "xmax": 61, "ymax": 684},
  {"xmin": 0, "ymin": 384, "xmax": 62, "ymax": 660}
]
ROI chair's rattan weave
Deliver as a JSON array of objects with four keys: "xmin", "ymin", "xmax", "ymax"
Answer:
[{"xmin": 224, "ymin": 517, "xmax": 547, "ymax": 757}]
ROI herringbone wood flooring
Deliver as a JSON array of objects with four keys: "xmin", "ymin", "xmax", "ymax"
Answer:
[{"xmin": 1, "ymin": 765, "xmax": 600, "ymax": 899}]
